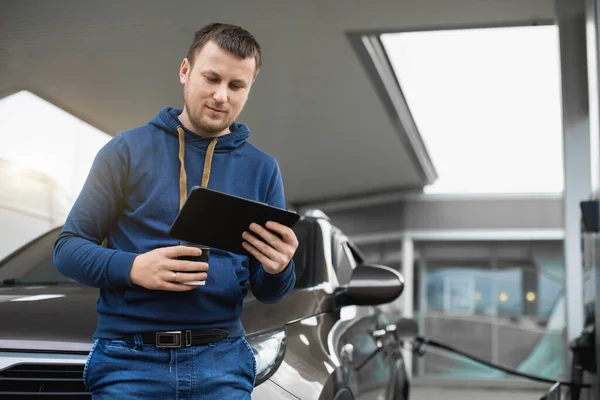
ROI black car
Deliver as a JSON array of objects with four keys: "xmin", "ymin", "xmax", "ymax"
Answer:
[{"xmin": 0, "ymin": 210, "xmax": 408, "ymax": 399}]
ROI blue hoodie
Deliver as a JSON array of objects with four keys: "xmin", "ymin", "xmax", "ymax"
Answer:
[{"xmin": 54, "ymin": 107, "xmax": 296, "ymax": 339}]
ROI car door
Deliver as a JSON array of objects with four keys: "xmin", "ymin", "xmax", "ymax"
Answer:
[{"xmin": 330, "ymin": 230, "xmax": 393, "ymax": 398}]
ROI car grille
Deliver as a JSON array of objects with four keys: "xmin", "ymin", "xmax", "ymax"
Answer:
[{"xmin": 0, "ymin": 363, "xmax": 90, "ymax": 399}]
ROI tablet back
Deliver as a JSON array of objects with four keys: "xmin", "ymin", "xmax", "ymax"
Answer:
[{"xmin": 169, "ymin": 187, "xmax": 300, "ymax": 255}]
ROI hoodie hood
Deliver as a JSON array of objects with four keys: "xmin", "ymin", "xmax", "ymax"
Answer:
[
  {"xmin": 149, "ymin": 106, "xmax": 250, "ymax": 152},
  {"xmin": 149, "ymin": 106, "xmax": 251, "ymax": 210}
]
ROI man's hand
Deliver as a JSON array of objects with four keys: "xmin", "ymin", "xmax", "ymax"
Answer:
[
  {"xmin": 242, "ymin": 221, "xmax": 299, "ymax": 275},
  {"xmin": 130, "ymin": 246, "xmax": 209, "ymax": 291}
]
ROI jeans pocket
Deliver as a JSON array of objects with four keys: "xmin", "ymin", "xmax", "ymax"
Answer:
[
  {"xmin": 102, "ymin": 339, "xmax": 138, "ymax": 350},
  {"xmin": 82, "ymin": 338, "xmax": 100, "ymax": 390},
  {"xmin": 241, "ymin": 338, "xmax": 257, "ymax": 386}
]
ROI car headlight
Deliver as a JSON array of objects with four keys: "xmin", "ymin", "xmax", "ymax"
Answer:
[{"xmin": 246, "ymin": 328, "xmax": 287, "ymax": 386}]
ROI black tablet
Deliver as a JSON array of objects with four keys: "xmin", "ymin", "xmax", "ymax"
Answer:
[{"xmin": 168, "ymin": 186, "xmax": 300, "ymax": 255}]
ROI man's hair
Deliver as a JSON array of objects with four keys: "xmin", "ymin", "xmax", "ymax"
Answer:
[{"xmin": 186, "ymin": 23, "xmax": 262, "ymax": 73}]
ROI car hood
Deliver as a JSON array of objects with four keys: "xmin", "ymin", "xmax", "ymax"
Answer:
[
  {"xmin": 0, "ymin": 284, "xmax": 317, "ymax": 353},
  {"xmin": 0, "ymin": 285, "xmax": 99, "ymax": 353}
]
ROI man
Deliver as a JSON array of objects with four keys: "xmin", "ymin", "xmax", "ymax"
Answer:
[{"xmin": 54, "ymin": 22, "xmax": 298, "ymax": 399}]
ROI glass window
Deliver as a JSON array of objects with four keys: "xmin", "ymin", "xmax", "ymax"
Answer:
[
  {"xmin": 426, "ymin": 267, "xmax": 493, "ymax": 317},
  {"xmin": 418, "ymin": 251, "xmax": 567, "ymax": 381},
  {"xmin": 423, "ymin": 265, "xmax": 494, "ymax": 376},
  {"xmin": 444, "ymin": 275, "xmax": 475, "ymax": 314},
  {"xmin": 495, "ymin": 267, "xmax": 523, "ymax": 319},
  {"xmin": 473, "ymin": 273, "xmax": 493, "ymax": 317},
  {"xmin": 495, "ymin": 262, "xmax": 567, "ymax": 379},
  {"xmin": 380, "ymin": 25, "xmax": 563, "ymax": 194}
]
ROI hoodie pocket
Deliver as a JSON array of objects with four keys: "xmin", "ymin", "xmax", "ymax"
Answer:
[
  {"xmin": 201, "ymin": 257, "xmax": 243, "ymax": 306},
  {"xmin": 122, "ymin": 257, "xmax": 243, "ymax": 319}
]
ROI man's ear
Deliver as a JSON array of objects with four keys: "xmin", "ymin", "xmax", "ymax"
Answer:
[{"xmin": 179, "ymin": 58, "xmax": 191, "ymax": 84}]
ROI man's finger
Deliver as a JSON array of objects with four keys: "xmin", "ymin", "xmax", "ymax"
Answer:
[
  {"xmin": 242, "ymin": 231, "xmax": 287, "ymax": 264},
  {"xmin": 168, "ymin": 260, "xmax": 209, "ymax": 272},
  {"xmin": 242, "ymin": 241, "xmax": 278, "ymax": 271},
  {"xmin": 172, "ymin": 272, "xmax": 208, "ymax": 282},
  {"xmin": 265, "ymin": 221, "xmax": 297, "ymax": 245},
  {"xmin": 158, "ymin": 281, "xmax": 197, "ymax": 292},
  {"xmin": 248, "ymin": 223, "xmax": 286, "ymax": 253},
  {"xmin": 163, "ymin": 245, "xmax": 203, "ymax": 258}
]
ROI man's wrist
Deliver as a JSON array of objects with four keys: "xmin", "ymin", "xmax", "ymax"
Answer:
[{"xmin": 263, "ymin": 262, "xmax": 291, "ymax": 276}]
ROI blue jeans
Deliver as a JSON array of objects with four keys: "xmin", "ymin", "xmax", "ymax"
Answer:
[{"xmin": 83, "ymin": 335, "xmax": 256, "ymax": 399}]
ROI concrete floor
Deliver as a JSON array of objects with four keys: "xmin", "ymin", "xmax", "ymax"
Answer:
[
  {"xmin": 360, "ymin": 387, "xmax": 546, "ymax": 400},
  {"xmin": 358, "ymin": 380, "xmax": 552, "ymax": 400},
  {"xmin": 411, "ymin": 387, "xmax": 546, "ymax": 400}
]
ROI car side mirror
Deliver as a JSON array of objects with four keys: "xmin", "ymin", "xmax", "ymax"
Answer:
[{"xmin": 335, "ymin": 264, "xmax": 404, "ymax": 307}]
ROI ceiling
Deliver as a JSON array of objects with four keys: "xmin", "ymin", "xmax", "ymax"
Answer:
[{"xmin": 0, "ymin": 0, "xmax": 553, "ymax": 205}]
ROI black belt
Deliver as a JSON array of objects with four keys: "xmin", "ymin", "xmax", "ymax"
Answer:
[{"xmin": 127, "ymin": 328, "xmax": 229, "ymax": 348}]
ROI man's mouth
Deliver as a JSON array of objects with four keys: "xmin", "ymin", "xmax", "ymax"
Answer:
[{"xmin": 206, "ymin": 105, "xmax": 226, "ymax": 113}]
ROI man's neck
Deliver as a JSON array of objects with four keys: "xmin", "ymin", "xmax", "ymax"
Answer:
[{"xmin": 179, "ymin": 108, "xmax": 229, "ymax": 138}]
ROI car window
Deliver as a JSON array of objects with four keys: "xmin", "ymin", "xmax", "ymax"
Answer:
[
  {"xmin": 292, "ymin": 220, "xmax": 314, "ymax": 288},
  {"xmin": 0, "ymin": 227, "xmax": 74, "ymax": 285},
  {"xmin": 332, "ymin": 232, "xmax": 357, "ymax": 286},
  {"xmin": 346, "ymin": 241, "xmax": 365, "ymax": 265},
  {"xmin": 17, "ymin": 256, "xmax": 74, "ymax": 284}
]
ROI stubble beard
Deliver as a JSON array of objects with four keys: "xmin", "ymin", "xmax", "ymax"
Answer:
[
  {"xmin": 183, "ymin": 93, "xmax": 233, "ymax": 136},
  {"xmin": 190, "ymin": 105, "xmax": 231, "ymax": 134}
]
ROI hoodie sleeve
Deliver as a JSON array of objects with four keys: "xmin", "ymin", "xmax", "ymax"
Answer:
[
  {"xmin": 53, "ymin": 134, "xmax": 138, "ymax": 289},
  {"xmin": 248, "ymin": 161, "xmax": 296, "ymax": 304}
]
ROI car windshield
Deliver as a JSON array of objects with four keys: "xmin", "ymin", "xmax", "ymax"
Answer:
[
  {"xmin": 1, "ymin": 258, "xmax": 76, "ymax": 286},
  {"xmin": 0, "ymin": 227, "xmax": 76, "ymax": 286}
]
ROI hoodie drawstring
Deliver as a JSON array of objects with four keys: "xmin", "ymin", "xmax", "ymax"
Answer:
[
  {"xmin": 202, "ymin": 138, "xmax": 218, "ymax": 188},
  {"xmin": 177, "ymin": 127, "xmax": 187, "ymax": 210},
  {"xmin": 176, "ymin": 126, "xmax": 218, "ymax": 210}
]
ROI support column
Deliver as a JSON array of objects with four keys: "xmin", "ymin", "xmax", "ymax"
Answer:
[
  {"xmin": 587, "ymin": 0, "xmax": 600, "ymax": 193},
  {"xmin": 401, "ymin": 236, "xmax": 414, "ymax": 377},
  {"xmin": 556, "ymin": 0, "xmax": 591, "ymax": 342},
  {"xmin": 587, "ymin": 0, "xmax": 600, "ymax": 393}
]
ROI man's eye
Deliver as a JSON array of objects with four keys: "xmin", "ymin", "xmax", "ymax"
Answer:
[
  {"xmin": 205, "ymin": 76, "xmax": 219, "ymax": 83},
  {"xmin": 230, "ymin": 85, "xmax": 242, "ymax": 90}
]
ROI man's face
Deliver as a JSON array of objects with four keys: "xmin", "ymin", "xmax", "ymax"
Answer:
[{"xmin": 179, "ymin": 40, "xmax": 257, "ymax": 136}]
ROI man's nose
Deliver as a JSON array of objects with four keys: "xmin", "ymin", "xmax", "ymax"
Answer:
[{"xmin": 213, "ymin": 85, "xmax": 228, "ymax": 103}]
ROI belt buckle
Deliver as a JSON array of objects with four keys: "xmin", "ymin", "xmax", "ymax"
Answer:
[
  {"xmin": 156, "ymin": 331, "xmax": 182, "ymax": 348},
  {"xmin": 155, "ymin": 330, "xmax": 192, "ymax": 348}
]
